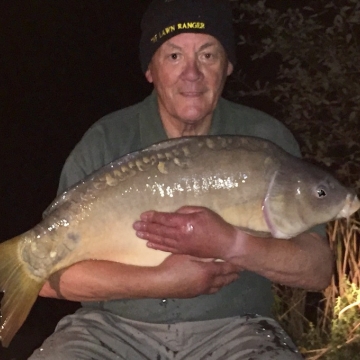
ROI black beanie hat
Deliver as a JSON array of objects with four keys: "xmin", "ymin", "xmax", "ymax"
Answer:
[{"xmin": 139, "ymin": 0, "xmax": 236, "ymax": 73}]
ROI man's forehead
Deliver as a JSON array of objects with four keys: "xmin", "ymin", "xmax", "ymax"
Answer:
[{"xmin": 160, "ymin": 33, "xmax": 223, "ymax": 51}]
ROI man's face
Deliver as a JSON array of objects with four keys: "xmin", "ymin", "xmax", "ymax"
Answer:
[{"xmin": 145, "ymin": 33, "xmax": 233, "ymax": 126}]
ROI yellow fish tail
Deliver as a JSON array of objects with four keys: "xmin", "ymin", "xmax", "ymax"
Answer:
[{"xmin": 0, "ymin": 236, "xmax": 44, "ymax": 347}]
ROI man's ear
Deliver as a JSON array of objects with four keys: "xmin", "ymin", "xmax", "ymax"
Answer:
[
  {"xmin": 145, "ymin": 67, "xmax": 154, "ymax": 83},
  {"xmin": 227, "ymin": 61, "xmax": 234, "ymax": 76}
]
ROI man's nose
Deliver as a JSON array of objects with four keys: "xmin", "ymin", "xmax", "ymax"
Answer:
[{"xmin": 181, "ymin": 58, "xmax": 203, "ymax": 81}]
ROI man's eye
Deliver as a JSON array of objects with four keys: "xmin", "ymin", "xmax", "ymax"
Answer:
[
  {"xmin": 201, "ymin": 52, "xmax": 216, "ymax": 61},
  {"xmin": 170, "ymin": 53, "xmax": 179, "ymax": 60}
]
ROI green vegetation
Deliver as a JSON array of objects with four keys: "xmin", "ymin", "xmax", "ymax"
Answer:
[{"xmin": 228, "ymin": 1, "xmax": 360, "ymax": 358}]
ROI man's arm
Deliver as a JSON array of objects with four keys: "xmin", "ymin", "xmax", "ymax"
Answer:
[
  {"xmin": 133, "ymin": 206, "xmax": 333, "ymax": 291},
  {"xmin": 39, "ymin": 255, "xmax": 241, "ymax": 301}
]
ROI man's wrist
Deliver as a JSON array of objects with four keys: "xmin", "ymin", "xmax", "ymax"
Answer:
[{"xmin": 222, "ymin": 228, "xmax": 247, "ymax": 264}]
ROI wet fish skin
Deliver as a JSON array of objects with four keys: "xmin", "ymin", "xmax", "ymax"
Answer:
[{"xmin": 0, "ymin": 135, "xmax": 359, "ymax": 347}]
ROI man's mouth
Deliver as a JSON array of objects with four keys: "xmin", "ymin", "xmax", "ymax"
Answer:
[{"xmin": 180, "ymin": 91, "xmax": 205, "ymax": 97}]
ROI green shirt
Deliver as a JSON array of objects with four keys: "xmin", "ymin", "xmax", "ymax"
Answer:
[{"xmin": 57, "ymin": 91, "xmax": 314, "ymax": 322}]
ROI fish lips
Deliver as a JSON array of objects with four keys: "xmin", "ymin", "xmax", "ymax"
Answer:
[{"xmin": 335, "ymin": 193, "xmax": 360, "ymax": 220}]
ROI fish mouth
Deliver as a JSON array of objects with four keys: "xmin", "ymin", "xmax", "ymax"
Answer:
[{"xmin": 336, "ymin": 194, "xmax": 360, "ymax": 220}]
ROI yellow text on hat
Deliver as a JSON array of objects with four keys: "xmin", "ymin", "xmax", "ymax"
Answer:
[{"xmin": 150, "ymin": 22, "xmax": 206, "ymax": 43}]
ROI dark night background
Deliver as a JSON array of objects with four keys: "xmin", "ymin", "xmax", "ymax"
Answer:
[
  {"xmin": 1, "ymin": 1, "xmax": 155, "ymax": 358},
  {"xmin": 0, "ymin": 1, "xmax": 301, "ymax": 359}
]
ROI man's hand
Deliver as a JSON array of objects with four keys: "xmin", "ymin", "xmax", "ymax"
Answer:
[
  {"xmin": 133, "ymin": 206, "xmax": 333, "ymax": 291},
  {"xmin": 154, "ymin": 254, "xmax": 240, "ymax": 298},
  {"xmin": 133, "ymin": 206, "xmax": 238, "ymax": 260}
]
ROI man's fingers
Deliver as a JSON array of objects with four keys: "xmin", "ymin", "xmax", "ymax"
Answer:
[
  {"xmin": 211, "ymin": 270, "xmax": 239, "ymax": 286},
  {"xmin": 134, "ymin": 221, "xmax": 181, "ymax": 241},
  {"xmin": 213, "ymin": 273, "xmax": 239, "ymax": 289},
  {"xmin": 136, "ymin": 230, "xmax": 179, "ymax": 248},
  {"xmin": 199, "ymin": 261, "xmax": 240, "ymax": 291},
  {"xmin": 207, "ymin": 273, "xmax": 239, "ymax": 294},
  {"xmin": 215, "ymin": 261, "xmax": 241, "ymax": 276},
  {"xmin": 135, "ymin": 225, "xmax": 191, "ymax": 253},
  {"xmin": 140, "ymin": 211, "xmax": 186, "ymax": 227},
  {"xmin": 139, "ymin": 207, "xmax": 205, "ymax": 227}
]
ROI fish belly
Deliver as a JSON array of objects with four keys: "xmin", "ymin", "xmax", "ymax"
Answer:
[{"xmin": 50, "ymin": 192, "xmax": 266, "ymax": 272}]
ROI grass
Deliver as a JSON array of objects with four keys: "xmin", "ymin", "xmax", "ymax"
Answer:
[{"xmin": 275, "ymin": 213, "xmax": 360, "ymax": 359}]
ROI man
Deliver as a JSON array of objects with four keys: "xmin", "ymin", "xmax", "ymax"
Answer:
[{"xmin": 30, "ymin": 0, "xmax": 333, "ymax": 359}]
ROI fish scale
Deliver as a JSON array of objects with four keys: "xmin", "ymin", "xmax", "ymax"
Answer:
[{"xmin": 0, "ymin": 135, "xmax": 359, "ymax": 347}]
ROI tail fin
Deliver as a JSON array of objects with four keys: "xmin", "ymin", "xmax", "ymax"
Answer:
[{"xmin": 0, "ymin": 237, "xmax": 44, "ymax": 347}]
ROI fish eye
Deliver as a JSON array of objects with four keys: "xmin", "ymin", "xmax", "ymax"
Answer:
[{"xmin": 317, "ymin": 187, "xmax": 327, "ymax": 198}]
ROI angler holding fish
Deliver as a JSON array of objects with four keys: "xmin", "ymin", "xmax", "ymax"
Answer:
[{"xmin": 1, "ymin": 0, "xmax": 358, "ymax": 359}]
